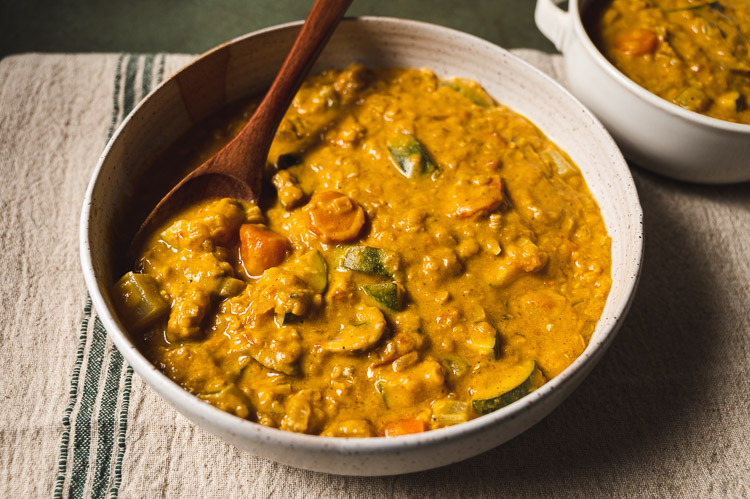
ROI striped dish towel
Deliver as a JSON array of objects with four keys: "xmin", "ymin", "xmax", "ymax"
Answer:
[
  {"xmin": 54, "ymin": 54, "xmax": 165, "ymax": 499},
  {"xmin": 0, "ymin": 52, "xmax": 747, "ymax": 498}
]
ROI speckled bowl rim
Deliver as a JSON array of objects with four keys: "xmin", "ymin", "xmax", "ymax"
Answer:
[
  {"xmin": 572, "ymin": 0, "xmax": 750, "ymax": 133},
  {"xmin": 81, "ymin": 17, "xmax": 644, "ymax": 462}
]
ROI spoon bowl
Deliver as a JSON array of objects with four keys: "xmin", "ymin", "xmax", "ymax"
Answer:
[{"xmin": 134, "ymin": 0, "xmax": 352, "ymax": 246}]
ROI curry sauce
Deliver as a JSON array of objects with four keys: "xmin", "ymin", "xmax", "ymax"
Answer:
[
  {"xmin": 587, "ymin": 0, "xmax": 750, "ymax": 124},
  {"xmin": 113, "ymin": 66, "xmax": 611, "ymax": 437}
]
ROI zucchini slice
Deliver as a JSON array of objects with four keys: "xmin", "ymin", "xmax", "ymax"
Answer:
[
  {"xmin": 324, "ymin": 307, "xmax": 386, "ymax": 352},
  {"xmin": 440, "ymin": 356, "xmax": 469, "ymax": 380},
  {"xmin": 247, "ymin": 327, "xmax": 302, "ymax": 376},
  {"xmin": 297, "ymin": 250, "xmax": 328, "ymax": 294},
  {"xmin": 218, "ymin": 277, "xmax": 246, "ymax": 297},
  {"xmin": 466, "ymin": 321, "xmax": 500, "ymax": 359},
  {"xmin": 440, "ymin": 78, "xmax": 495, "ymax": 107},
  {"xmin": 674, "ymin": 86, "xmax": 710, "ymax": 112},
  {"xmin": 386, "ymin": 134, "xmax": 438, "ymax": 178},
  {"xmin": 248, "ymin": 349, "xmax": 299, "ymax": 376},
  {"xmin": 376, "ymin": 380, "xmax": 412, "ymax": 409},
  {"xmin": 362, "ymin": 282, "xmax": 402, "ymax": 312},
  {"xmin": 112, "ymin": 272, "xmax": 169, "ymax": 331},
  {"xmin": 432, "ymin": 399, "xmax": 470, "ymax": 425},
  {"xmin": 275, "ymin": 153, "xmax": 302, "ymax": 170},
  {"xmin": 472, "ymin": 360, "xmax": 538, "ymax": 415},
  {"xmin": 339, "ymin": 245, "xmax": 399, "ymax": 277}
]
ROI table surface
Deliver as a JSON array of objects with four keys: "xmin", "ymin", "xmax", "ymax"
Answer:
[{"xmin": 1, "ymin": 0, "xmax": 555, "ymax": 60}]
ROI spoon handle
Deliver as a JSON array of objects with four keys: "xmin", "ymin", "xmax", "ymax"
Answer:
[
  {"xmin": 217, "ymin": 0, "xmax": 354, "ymax": 178},
  {"xmin": 255, "ymin": 0, "xmax": 354, "ymax": 130}
]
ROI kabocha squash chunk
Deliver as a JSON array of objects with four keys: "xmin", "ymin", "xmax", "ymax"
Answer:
[
  {"xmin": 614, "ymin": 28, "xmax": 659, "ymax": 56},
  {"xmin": 472, "ymin": 360, "xmax": 539, "ymax": 415},
  {"xmin": 239, "ymin": 224, "xmax": 289, "ymax": 277},
  {"xmin": 447, "ymin": 176, "xmax": 504, "ymax": 219}
]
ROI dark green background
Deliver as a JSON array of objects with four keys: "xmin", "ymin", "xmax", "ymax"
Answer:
[{"xmin": 0, "ymin": 0, "xmax": 555, "ymax": 60}]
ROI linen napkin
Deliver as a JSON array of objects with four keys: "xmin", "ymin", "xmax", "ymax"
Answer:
[{"xmin": 0, "ymin": 51, "xmax": 747, "ymax": 498}]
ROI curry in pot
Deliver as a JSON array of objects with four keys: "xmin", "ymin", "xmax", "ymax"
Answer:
[
  {"xmin": 113, "ymin": 65, "xmax": 611, "ymax": 437},
  {"xmin": 587, "ymin": 0, "xmax": 750, "ymax": 124}
]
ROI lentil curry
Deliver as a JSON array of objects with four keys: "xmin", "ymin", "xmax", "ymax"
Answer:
[
  {"xmin": 587, "ymin": 0, "xmax": 750, "ymax": 124},
  {"xmin": 113, "ymin": 65, "xmax": 611, "ymax": 437}
]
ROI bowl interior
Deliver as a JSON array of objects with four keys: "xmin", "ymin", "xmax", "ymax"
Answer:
[{"xmin": 81, "ymin": 17, "xmax": 642, "ymax": 466}]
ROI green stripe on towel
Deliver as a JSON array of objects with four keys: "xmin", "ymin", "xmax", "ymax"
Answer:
[
  {"xmin": 54, "ymin": 296, "xmax": 93, "ymax": 499},
  {"xmin": 56, "ymin": 52, "xmax": 162, "ymax": 498},
  {"xmin": 108, "ymin": 51, "xmax": 164, "ymax": 499},
  {"xmin": 108, "ymin": 366, "xmax": 134, "ymax": 499},
  {"xmin": 69, "ymin": 305, "xmax": 109, "ymax": 498}
]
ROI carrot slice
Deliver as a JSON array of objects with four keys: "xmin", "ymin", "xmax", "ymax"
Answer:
[
  {"xmin": 304, "ymin": 191, "xmax": 365, "ymax": 243},
  {"xmin": 615, "ymin": 28, "xmax": 659, "ymax": 56},
  {"xmin": 239, "ymin": 224, "xmax": 289, "ymax": 277},
  {"xmin": 381, "ymin": 418, "xmax": 426, "ymax": 437}
]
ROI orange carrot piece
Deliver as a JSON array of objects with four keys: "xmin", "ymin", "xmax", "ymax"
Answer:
[
  {"xmin": 381, "ymin": 418, "xmax": 426, "ymax": 437},
  {"xmin": 304, "ymin": 191, "xmax": 365, "ymax": 243},
  {"xmin": 239, "ymin": 224, "xmax": 289, "ymax": 277},
  {"xmin": 615, "ymin": 28, "xmax": 659, "ymax": 56},
  {"xmin": 448, "ymin": 176, "xmax": 504, "ymax": 219}
]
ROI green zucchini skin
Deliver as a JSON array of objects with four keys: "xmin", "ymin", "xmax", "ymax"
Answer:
[
  {"xmin": 362, "ymin": 283, "xmax": 402, "ymax": 311},
  {"xmin": 339, "ymin": 245, "xmax": 398, "ymax": 277},
  {"xmin": 386, "ymin": 134, "xmax": 438, "ymax": 178},
  {"xmin": 275, "ymin": 153, "xmax": 302, "ymax": 170},
  {"xmin": 439, "ymin": 80, "xmax": 495, "ymax": 107},
  {"xmin": 661, "ymin": 1, "xmax": 719, "ymax": 13},
  {"xmin": 471, "ymin": 362, "xmax": 537, "ymax": 415},
  {"xmin": 674, "ymin": 86, "xmax": 710, "ymax": 112}
]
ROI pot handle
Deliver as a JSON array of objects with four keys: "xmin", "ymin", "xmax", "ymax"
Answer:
[{"xmin": 535, "ymin": 0, "xmax": 570, "ymax": 52}]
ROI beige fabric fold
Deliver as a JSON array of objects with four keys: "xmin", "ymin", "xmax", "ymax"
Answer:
[{"xmin": 0, "ymin": 51, "xmax": 747, "ymax": 498}]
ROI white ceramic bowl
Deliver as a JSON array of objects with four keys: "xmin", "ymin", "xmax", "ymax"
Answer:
[
  {"xmin": 80, "ymin": 17, "xmax": 643, "ymax": 475},
  {"xmin": 535, "ymin": 0, "xmax": 750, "ymax": 184}
]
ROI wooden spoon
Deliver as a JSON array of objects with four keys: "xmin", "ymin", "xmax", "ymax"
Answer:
[{"xmin": 133, "ymin": 0, "xmax": 353, "ymax": 249}]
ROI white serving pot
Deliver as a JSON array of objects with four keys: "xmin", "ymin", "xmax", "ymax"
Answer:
[
  {"xmin": 80, "ymin": 17, "xmax": 643, "ymax": 475},
  {"xmin": 536, "ymin": 0, "xmax": 750, "ymax": 184}
]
